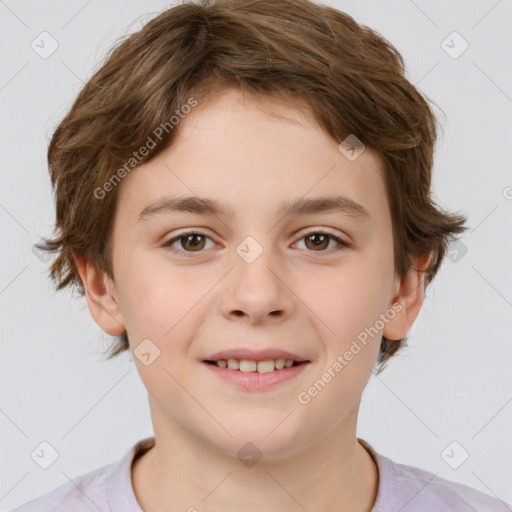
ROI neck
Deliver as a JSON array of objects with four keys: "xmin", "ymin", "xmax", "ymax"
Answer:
[{"xmin": 132, "ymin": 402, "xmax": 379, "ymax": 512}]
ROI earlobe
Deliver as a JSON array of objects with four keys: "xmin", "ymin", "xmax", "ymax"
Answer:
[
  {"xmin": 72, "ymin": 251, "xmax": 126, "ymax": 336},
  {"xmin": 382, "ymin": 252, "xmax": 432, "ymax": 341}
]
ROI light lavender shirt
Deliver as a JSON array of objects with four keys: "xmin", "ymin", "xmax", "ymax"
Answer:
[{"xmin": 10, "ymin": 437, "xmax": 510, "ymax": 511}]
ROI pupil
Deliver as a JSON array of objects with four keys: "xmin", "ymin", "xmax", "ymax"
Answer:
[
  {"xmin": 309, "ymin": 233, "xmax": 328, "ymax": 250},
  {"xmin": 184, "ymin": 234, "xmax": 203, "ymax": 250}
]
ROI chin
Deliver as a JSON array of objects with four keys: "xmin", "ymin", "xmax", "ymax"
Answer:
[{"xmin": 207, "ymin": 415, "xmax": 306, "ymax": 462}]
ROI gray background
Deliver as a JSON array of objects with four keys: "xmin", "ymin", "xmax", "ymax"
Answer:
[{"xmin": 1, "ymin": 0, "xmax": 511, "ymax": 509}]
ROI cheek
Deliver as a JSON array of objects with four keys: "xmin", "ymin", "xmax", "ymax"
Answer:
[
  {"xmin": 116, "ymin": 252, "xmax": 216, "ymax": 353},
  {"xmin": 315, "ymin": 260, "xmax": 391, "ymax": 338},
  {"xmin": 114, "ymin": 253, "xmax": 182, "ymax": 340},
  {"xmin": 301, "ymin": 252, "xmax": 392, "ymax": 400},
  {"xmin": 300, "ymin": 267, "xmax": 387, "ymax": 415}
]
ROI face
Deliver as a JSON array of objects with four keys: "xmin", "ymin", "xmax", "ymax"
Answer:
[{"xmin": 105, "ymin": 88, "xmax": 400, "ymax": 458}]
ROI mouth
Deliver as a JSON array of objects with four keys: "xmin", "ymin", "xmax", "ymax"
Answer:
[
  {"xmin": 203, "ymin": 358, "xmax": 308, "ymax": 372},
  {"xmin": 201, "ymin": 353, "xmax": 311, "ymax": 391}
]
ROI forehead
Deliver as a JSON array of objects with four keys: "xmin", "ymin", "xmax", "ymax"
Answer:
[{"xmin": 115, "ymin": 88, "xmax": 389, "ymax": 226}]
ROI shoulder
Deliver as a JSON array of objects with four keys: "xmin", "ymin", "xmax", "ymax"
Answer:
[
  {"xmin": 9, "ymin": 463, "xmax": 113, "ymax": 512},
  {"xmin": 358, "ymin": 439, "xmax": 511, "ymax": 512},
  {"xmin": 385, "ymin": 458, "xmax": 508, "ymax": 511},
  {"xmin": 10, "ymin": 437, "xmax": 154, "ymax": 512}
]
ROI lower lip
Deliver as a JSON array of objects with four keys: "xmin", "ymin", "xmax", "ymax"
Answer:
[{"xmin": 202, "ymin": 361, "xmax": 310, "ymax": 391}]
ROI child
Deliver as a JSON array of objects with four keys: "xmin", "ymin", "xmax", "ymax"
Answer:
[{"xmin": 12, "ymin": 0, "xmax": 510, "ymax": 510}]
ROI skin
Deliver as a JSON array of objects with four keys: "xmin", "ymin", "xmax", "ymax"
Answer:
[{"xmin": 75, "ymin": 87, "xmax": 430, "ymax": 511}]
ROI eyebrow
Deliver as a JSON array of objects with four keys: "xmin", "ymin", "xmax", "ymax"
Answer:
[{"xmin": 137, "ymin": 194, "xmax": 371, "ymax": 223}]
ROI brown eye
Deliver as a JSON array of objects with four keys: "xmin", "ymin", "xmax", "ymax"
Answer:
[
  {"xmin": 164, "ymin": 231, "xmax": 215, "ymax": 257},
  {"xmin": 295, "ymin": 231, "xmax": 349, "ymax": 254},
  {"xmin": 304, "ymin": 233, "xmax": 330, "ymax": 251},
  {"xmin": 179, "ymin": 234, "xmax": 206, "ymax": 251}
]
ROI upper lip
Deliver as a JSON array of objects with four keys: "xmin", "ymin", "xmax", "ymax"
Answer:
[{"xmin": 204, "ymin": 348, "xmax": 309, "ymax": 362}]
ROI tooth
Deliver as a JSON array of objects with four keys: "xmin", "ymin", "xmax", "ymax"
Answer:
[
  {"xmin": 217, "ymin": 358, "xmax": 299, "ymax": 371},
  {"xmin": 275, "ymin": 358, "xmax": 286, "ymax": 369},
  {"xmin": 257, "ymin": 360, "xmax": 275, "ymax": 373},
  {"xmin": 239, "ymin": 359, "xmax": 257, "ymax": 372},
  {"xmin": 227, "ymin": 358, "xmax": 240, "ymax": 370}
]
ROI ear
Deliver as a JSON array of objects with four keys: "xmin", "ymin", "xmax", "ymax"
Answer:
[
  {"xmin": 73, "ymin": 251, "xmax": 126, "ymax": 336},
  {"xmin": 382, "ymin": 252, "xmax": 432, "ymax": 341}
]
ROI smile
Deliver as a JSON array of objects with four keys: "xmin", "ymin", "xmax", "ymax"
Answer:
[
  {"xmin": 202, "ymin": 359, "xmax": 310, "ymax": 391},
  {"xmin": 204, "ymin": 358, "xmax": 304, "ymax": 372}
]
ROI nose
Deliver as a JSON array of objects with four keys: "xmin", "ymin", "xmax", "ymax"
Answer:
[{"xmin": 220, "ymin": 243, "xmax": 295, "ymax": 325}]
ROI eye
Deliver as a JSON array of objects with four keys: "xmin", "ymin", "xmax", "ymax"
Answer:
[
  {"xmin": 163, "ymin": 231, "xmax": 216, "ymax": 257},
  {"xmin": 294, "ymin": 230, "xmax": 350, "ymax": 254}
]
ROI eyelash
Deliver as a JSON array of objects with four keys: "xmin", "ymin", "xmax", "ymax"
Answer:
[{"xmin": 162, "ymin": 229, "xmax": 351, "ymax": 259}]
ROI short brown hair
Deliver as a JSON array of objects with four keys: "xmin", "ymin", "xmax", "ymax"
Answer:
[{"xmin": 36, "ymin": 0, "xmax": 468, "ymax": 373}]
